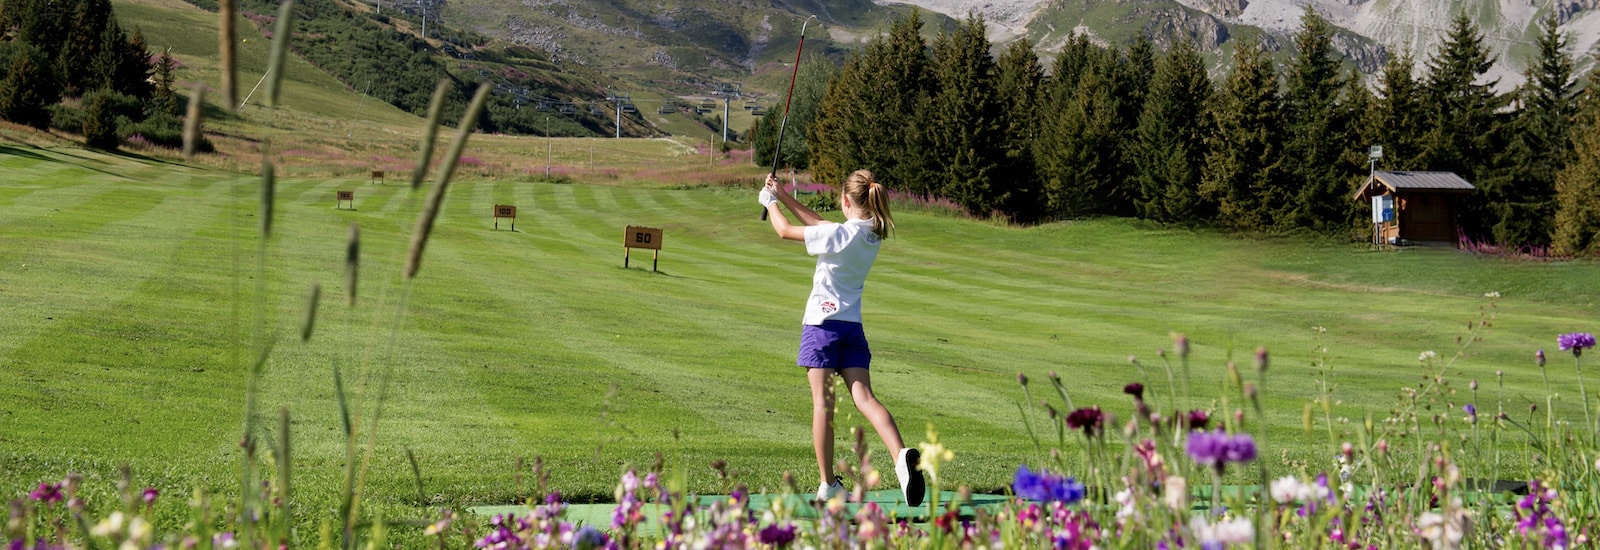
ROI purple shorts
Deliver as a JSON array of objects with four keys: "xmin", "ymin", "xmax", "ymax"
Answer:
[{"xmin": 798, "ymin": 320, "xmax": 871, "ymax": 369}]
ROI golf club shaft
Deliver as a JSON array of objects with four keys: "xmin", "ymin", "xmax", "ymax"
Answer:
[{"xmin": 762, "ymin": 16, "xmax": 815, "ymax": 221}]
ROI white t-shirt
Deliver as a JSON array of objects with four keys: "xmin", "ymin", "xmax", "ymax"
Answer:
[{"xmin": 802, "ymin": 218, "xmax": 881, "ymax": 325}]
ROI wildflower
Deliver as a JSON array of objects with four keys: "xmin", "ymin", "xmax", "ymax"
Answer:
[
  {"xmin": 1463, "ymin": 404, "xmax": 1477, "ymax": 424},
  {"xmin": 1254, "ymin": 347, "xmax": 1269, "ymax": 373},
  {"xmin": 91, "ymin": 511, "xmax": 125, "ymax": 538},
  {"xmin": 1515, "ymin": 480, "xmax": 1567, "ymax": 549},
  {"xmin": 1064, "ymin": 407, "xmax": 1105, "ymax": 436},
  {"xmin": 1163, "ymin": 476, "xmax": 1188, "ymax": 512},
  {"xmin": 918, "ymin": 425, "xmax": 955, "ymax": 486},
  {"xmin": 1018, "ymin": 372, "xmax": 1029, "ymax": 386},
  {"xmin": 29, "ymin": 482, "xmax": 63, "ymax": 504},
  {"xmin": 1558, "ymin": 333, "xmax": 1595, "ymax": 357},
  {"xmin": 1270, "ymin": 476, "xmax": 1309, "ymax": 504},
  {"xmin": 1174, "ymin": 333, "xmax": 1190, "ymax": 359},
  {"xmin": 1537, "ymin": 349, "xmax": 1547, "ymax": 367},
  {"xmin": 1419, "ymin": 350, "xmax": 1437, "ymax": 362},
  {"xmin": 1185, "ymin": 430, "xmax": 1257, "ymax": 472},
  {"xmin": 571, "ymin": 525, "xmax": 607, "ymax": 550},
  {"xmin": 757, "ymin": 522, "xmax": 797, "ymax": 546},
  {"xmin": 1190, "ymin": 516, "xmax": 1253, "ymax": 547},
  {"xmin": 1182, "ymin": 410, "xmax": 1211, "ymax": 431},
  {"xmin": 1123, "ymin": 383, "xmax": 1145, "ymax": 400},
  {"xmin": 1485, "ymin": 291, "xmax": 1501, "ymax": 298},
  {"xmin": 141, "ymin": 487, "xmax": 158, "ymax": 506},
  {"xmin": 1012, "ymin": 465, "xmax": 1086, "ymax": 504}
]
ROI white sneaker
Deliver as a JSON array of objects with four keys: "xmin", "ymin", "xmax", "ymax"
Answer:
[
  {"xmin": 816, "ymin": 475, "xmax": 846, "ymax": 502},
  {"xmin": 897, "ymin": 448, "xmax": 925, "ymax": 506}
]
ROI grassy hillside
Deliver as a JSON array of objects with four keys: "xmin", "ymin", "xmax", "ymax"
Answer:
[{"xmin": 2, "ymin": 138, "xmax": 1597, "ymax": 538}]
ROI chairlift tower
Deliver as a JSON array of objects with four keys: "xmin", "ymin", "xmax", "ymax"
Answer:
[
  {"xmin": 712, "ymin": 83, "xmax": 741, "ymax": 146},
  {"xmin": 605, "ymin": 91, "xmax": 631, "ymax": 138}
]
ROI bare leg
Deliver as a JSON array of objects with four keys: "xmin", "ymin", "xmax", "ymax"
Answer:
[
  {"xmin": 808, "ymin": 368, "xmax": 837, "ymax": 484},
  {"xmin": 839, "ymin": 368, "xmax": 905, "ymax": 457}
]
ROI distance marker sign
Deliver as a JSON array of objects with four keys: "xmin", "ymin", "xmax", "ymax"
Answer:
[
  {"xmin": 624, "ymin": 226, "xmax": 663, "ymax": 271},
  {"xmin": 494, "ymin": 205, "xmax": 517, "ymax": 230}
]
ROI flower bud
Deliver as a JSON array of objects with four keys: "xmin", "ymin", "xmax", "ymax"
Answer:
[
  {"xmin": 1017, "ymin": 372, "xmax": 1029, "ymax": 387},
  {"xmin": 1537, "ymin": 349, "xmax": 1546, "ymax": 367},
  {"xmin": 1254, "ymin": 347, "xmax": 1269, "ymax": 373},
  {"xmin": 1174, "ymin": 333, "xmax": 1190, "ymax": 359}
]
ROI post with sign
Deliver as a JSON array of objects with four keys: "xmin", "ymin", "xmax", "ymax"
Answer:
[
  {"xmin": 624, "ymin": 225, "xmax": 663, "ymax": 272},
  {"xmin": 370, "ymin": 170, "xmax": 385, "ymax": 185},
  {"xmin": 336, "ymin": 190, "xmax": 354, "ymax": 210},
  {"xmin": 493, "ymin": 205, "xmax": 517, "ymax": 230}
]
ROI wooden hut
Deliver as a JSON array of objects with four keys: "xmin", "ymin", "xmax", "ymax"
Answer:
[{"xmin": 1352, "ymin": 171, "xmax": 1475, "ymax": 245}]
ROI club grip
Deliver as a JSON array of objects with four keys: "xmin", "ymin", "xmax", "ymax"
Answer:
[{"xmin": 760, "ymin": 208, "xmax": 769, "ymax": 221}]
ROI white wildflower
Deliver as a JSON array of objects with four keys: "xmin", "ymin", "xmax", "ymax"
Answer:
[
  {"xmin": 1190, "ymin": 516, "xmax": 1253, "ymax": 545},
  {"xmin": 1420, "ymin": 350, "xmax": 1437, "ymax": 361},
  {"xmin": 1484, "ymin": 291, "xmax": 1500, "ymax": 298},
  {"xmin": 91, "ymin": 511, "xmax": 125, "ymax": 538},
  {"xmin": 1163, "ymin": 476, "xmax": 1187, "ymax": 512},
  {"xmin": 1270, "ymin": 476, "xmax": 1308, "ymax": 504}
]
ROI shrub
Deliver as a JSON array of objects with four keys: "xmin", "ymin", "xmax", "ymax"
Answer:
[
  {"xmin": 48, "ymin": 103, "xmax": 85, "ymax": 133},
  {"xmin": 82, "ymin": 88, "xmax": 121, "ymax": 150},
  {"xmin": 121, "ymin": 112, "xmax": 211, "ymax": 152}
]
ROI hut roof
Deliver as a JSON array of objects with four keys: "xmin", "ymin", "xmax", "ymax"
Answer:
[{"xmin": 1353, "ymin": 171, "xmax": 1475, "ymax": 200}]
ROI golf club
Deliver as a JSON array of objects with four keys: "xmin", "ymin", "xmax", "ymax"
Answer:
[{"xmin": 761, "ymin": 14, "xmax": 819, "ymax": 221}]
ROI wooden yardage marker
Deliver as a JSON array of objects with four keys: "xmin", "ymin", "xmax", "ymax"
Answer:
[
  {"xmin": 493, "ymin": 205, "xmax": 517, "ymax": 230},
  {"xmin": 336, "ymin": 190, "xmax": 354, "ymax": 210},
  {"xmin": 624, "ymin": 225, "xmax": 663, "ymax": 272}
]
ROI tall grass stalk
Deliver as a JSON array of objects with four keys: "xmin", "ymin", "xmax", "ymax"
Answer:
[
  {"xmin": 263, "ymin": 0, "xmax": 294, "ymax": 109},
  {"xmin": 410, "ymin": 81, "xmax": 452, "ymax": 190},
  {"xmin": 218, "ymin": 0, "xmax": 236, "ymax": 109}
]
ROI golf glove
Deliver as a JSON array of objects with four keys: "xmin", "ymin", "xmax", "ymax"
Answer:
[{"xmin": 759, "ymin": 189, "xmax": 779, "ymax": 208}]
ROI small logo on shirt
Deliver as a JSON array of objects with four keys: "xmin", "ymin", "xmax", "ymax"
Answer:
[
  {"xmin": 819, "ymin": 300, "xmax": 838, "ymax": 314},
  {"xmin": 864, "ymin": 230, "xmax": 880, "ymax": 245}
]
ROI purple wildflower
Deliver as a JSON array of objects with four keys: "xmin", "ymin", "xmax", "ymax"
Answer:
[
  {"xmin": 1124, "ymin": 383, "xmax": 1145, "ymax": 400},
  {"xmin": 1537, "ymin": 349, "xmax": 1547, "ymax": 367},
  {"xmin": 1012, "ymin": 465, "xmax": 1086, "ymax": 504},
  {"xmin": 1182, "ymin": 410, "xmax": 1211, "ymax": 431},
  {"xmin": 758, "ymin": 523, "xmax": 798, "ymax": 546},
  {"xmin": 1064, "ymin": 407, "xmax": 1105, "ymax": 436},
  {"xmin": 29, "ymin": 483, "xmax": 62, "ymax": 504},
  {"xmin": 1558, "ymin": 333, "xmax": 1596, "ymax": 357},
  {"xmin": 1185, "ymin": 430, "xmax": 1258, "ymax": 471},
  {"xmin": 142, "ymin": 487, "xmax": 159, "ymax": 506},
  {"xmin": 1463, "ymin": 404, "xmax": 1477, "ymax": 422},
  {"xmin": 571, "ymin": 525, "xmax": 607, "ymax": 550},
  {"xmin": 1515, "ymin": 480, "xmax": 1568, "ymax": 549}
]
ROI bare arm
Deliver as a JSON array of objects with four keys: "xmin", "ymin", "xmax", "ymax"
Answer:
[
  {"xmin": 765, "ymin": 201, "xmax": 807, "ymax": 241},
  {"xmin": 766, "ymin": 174, "xmax": 828, "ymax": 226}
]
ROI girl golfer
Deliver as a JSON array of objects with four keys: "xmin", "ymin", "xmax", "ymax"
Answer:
[{"xmin": 758, "ymin": 170, "xmax": 925, "ymax": 506}]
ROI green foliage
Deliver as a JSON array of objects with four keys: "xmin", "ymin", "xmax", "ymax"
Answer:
[
  {"xmin": 992, "ymin": 39, "xmax": 1044, "ymax": 221},
  {"xmin": 1035, "ymin": 40, "xmax": 1124, "ymax": 218},
  {"xmin": 809, "ymin": 11, "xmax": 932, "ymax": 191},
  {"xmin": 0, "ymin": 43, "xmax": 58, "ymax": 129},
  {"xmin": 1281, "ymin": 7, "xmax": 1353, "ymax": 231},
  {"xmin": 1200, "ymin": 38, "xmax": 1283, "ymax": 230},
  {"xmin": 1421, "ymin": 15, "xmax": 1503, "ymax": 239},
  {"xmin": 122, "ymin": 110, "xmax": 208, "ymax": 151},
  {"xmin": 1552, "ymin": 77, "xmax": 1600, "ymax": 255},
  {"xmin": 1365, "ymin": 49, "xmax": 1426, "ymax": 169},
  {"xmin": 752, "ymin": 54, "xmax": 832, "ymax": 171},
  {"xmin": 81, "ymin": 87, "xmax": 120, "ymax": 150},
  {"xmin": 926, "ymin": 14, "xmax": 1005, "ymax": 216},
  {"xmin": 1131, "ymin": 39, "xmax": 1212, "ymax": 223},
  {"xmin": 1479, "ymin": 15, "xmax": 1576, "ymax": 247}
]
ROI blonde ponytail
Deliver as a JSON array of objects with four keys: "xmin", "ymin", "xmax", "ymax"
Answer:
[{"xmin": 844, "ymin": 169, "xmax": 894, "ymax": 240}]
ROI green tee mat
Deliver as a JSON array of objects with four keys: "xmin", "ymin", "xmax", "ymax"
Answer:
[{"xmin": 468, "ymin": 490, "xmax": 1009, "ymax": 531}]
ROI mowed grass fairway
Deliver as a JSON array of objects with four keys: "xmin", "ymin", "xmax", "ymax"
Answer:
[{"xmin": 2, "ymin": 144, "xmax": 1598, "ymax": 527}]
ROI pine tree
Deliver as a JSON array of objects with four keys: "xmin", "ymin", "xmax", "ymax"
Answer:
[
  {"xmin": 61, "ymin": 0, "xmax": 114, "ymax": 95},
  {"xmin": 1420, "ymin": 15, "xmax": 1503, "ymax": 239},
  {"xmin": 1482, "ymin": 15, "xmax": 1575, "ymax": 246},
  {"xmin": 926, "ymin": 13, "xmax": 1005, "ymax": 216},
  {"xmin": 0, "ymin": 43, "xmax": 57, "ymax": 128},
  {"xmin": 1368, "ymin": 49, "xmax": 1426, "ymax": 170},
  {"xmin": 1131, "ymin": 39, "xmax": 1213, "ymax": 223},
  {"xmin": 115, "ymin": 27, "xmax": 154, "ymax": 102},
  {"xmin": 1034, "ymin": 41, "xmax": 1121, "ymax": 218},
  {"xmin": 992, "ymin": 38, "xmax": 1044, "ymax": 221},
  {"xmin": 1551, "ymin": 71, "xmax": 1600, "ymax": 255},
  {"xmin": 810, "ymin": 10, "xmax": 932, "ymax": 192},
  {"xmin": 1281, "ymin": 7, "xmax": 1349, "ymax": 231},
  {"xmin": 89, "ymin": 19, "xmax": 125, "ymax": 95},
  {"xmin": 1200, "ymin": 38, "xmax": 1283, "ymax": 230},
  {"xmin": 82, "ymin": 87, "xmax": 119, "ymax": 150},
  {"xmin": 1332, "ymin": 67, "xmax": 1374, "ymax": 233},
  {"xmin": 152, "ymin": 48, "xmax": 179, "ymax": 118}
]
